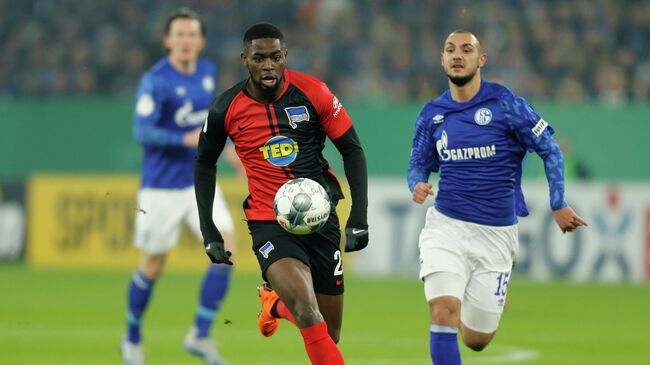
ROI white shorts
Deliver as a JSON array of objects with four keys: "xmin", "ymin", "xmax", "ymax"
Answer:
[
  {"xmin": 419, "ymin": 207, "xmax": 518, "ymax": 333},
  {"xmin": 134, "ymin": 185, "xmax": 234, "ymax": 254}
]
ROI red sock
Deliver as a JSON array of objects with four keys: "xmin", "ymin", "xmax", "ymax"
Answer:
[
  {"xmin": 275, "ymin": 300, "xmax": 298, "ymax": 326},
  {"xmin": 299, "ymin": 321, "xmax": 345, "ymax": 365}
]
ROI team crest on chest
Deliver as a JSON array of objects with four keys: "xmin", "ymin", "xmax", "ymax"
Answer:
[
  {"xmin": 474, "ymin": 108, "xmax": 492, "ymax": 125},
  {"xmin": 284, "ymin": 106, "xmax": 310, "ymax": 129},
  {"xmin": 202, "ymin": 76, "xmax": 215, "ymax": 92}
]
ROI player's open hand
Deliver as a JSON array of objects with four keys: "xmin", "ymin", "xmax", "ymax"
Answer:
[
  {"xmin": 345, "ymin": 227, "xmax": 369, "ymax": 252},
  {"xmin": 412, "ymin": 182, "xmax": 434, "ymax": 204},
  {"xmin": 204, "ymin": 240, "xmax": 233, "ymax": 265},
  {"xmin": 552, "ymin": 206, "xmax": 588, "ymax": 233}
]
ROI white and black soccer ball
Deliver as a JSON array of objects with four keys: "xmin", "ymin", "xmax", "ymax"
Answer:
[{"xmin": 274, "ymin": 178, "xmax": 331, "ymax": 235}]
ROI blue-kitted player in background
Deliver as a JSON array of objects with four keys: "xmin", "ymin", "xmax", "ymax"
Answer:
[
  {"xmin": 121, "ymin": 9, "xmax": 242, "ymax": 365},
  {"xmin": 407, "ymin": 30, "xmax": 588, "ymax": 365}
]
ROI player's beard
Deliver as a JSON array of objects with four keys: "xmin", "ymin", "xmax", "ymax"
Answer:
[
  {"xmin": 250, "ymin": 72, "xmax": 283, "ymax": 98},
  {"xmin": 248, "ymin": 68, "xmax": 284, "ymax": 91},
  {"xmin": 446, "ymin": 68, "xmax": 477, "ymax": 87}
]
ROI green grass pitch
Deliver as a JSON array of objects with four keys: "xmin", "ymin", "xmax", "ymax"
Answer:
[{"xmin": 1, "ymin": 264, "xmax": 648, "ymax": 365}]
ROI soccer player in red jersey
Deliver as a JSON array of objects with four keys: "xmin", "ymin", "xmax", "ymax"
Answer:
[{"xmin": 194, "ymin": 23, "xmax": 369, "ymax": 365}]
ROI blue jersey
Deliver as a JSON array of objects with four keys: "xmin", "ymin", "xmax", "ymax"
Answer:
[
  {"xmin": 407, "ymin": 81, "xmax": 566, "ymax": 226},
  {"xmin": 134, "ymin": 58, "xmax": 217, "ymax": 188}
]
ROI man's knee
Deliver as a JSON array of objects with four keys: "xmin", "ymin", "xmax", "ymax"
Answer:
[
  {"xmin": 139, "ymin": 253, "xmax": 166, "ymax": 279},
  {"xmin": 460, "ymin": 301, "xmax": 500, "ymax": 351},
  {"xmin": 429, "ymin": 296, "xmax": 461, "ymax": 326},
  {"xmin": 279, "ymin": 290, "xmax": 322, "ymax": 327},
  {"xmin": 464, "ymin": 339, "xmax": 489, "ymax": 352},
  {"xmin": 461, "ymin": 327, "xmax": 495, "ymax": 352},
  {"xmin": 265, "ymin": 258, "xmax": 323, "ymax": 327},
  {"xmin": 290, "ymin": 301, "xmax": 323, "ymax": 327}
]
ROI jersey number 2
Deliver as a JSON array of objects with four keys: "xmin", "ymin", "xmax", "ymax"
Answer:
[{"xmin": 334, "ymin": 250, "xmax": 343, "ymax": 276}]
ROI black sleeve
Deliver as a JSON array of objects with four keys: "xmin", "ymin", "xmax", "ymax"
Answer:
[
  {"xmin": 194, "ymin": 106, "xmax": 228, "ymax": 244},
  {"xmin": 332, "ymin": 126, "xmax": 368, "ymax": 228}
]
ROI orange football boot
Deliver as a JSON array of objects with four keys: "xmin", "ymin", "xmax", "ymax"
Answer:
[{"xmin": 257, "ymin": 283, "xmax": 281, "ymax": 337}]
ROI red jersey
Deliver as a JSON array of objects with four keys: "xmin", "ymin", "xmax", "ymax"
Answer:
[{"xmin": 200, "ymin": 69, "xmax": 353, "ymax": 221}]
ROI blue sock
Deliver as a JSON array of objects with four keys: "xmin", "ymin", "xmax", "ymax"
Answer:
[
  {"xmin": 195, "ymin": 264, "xmax": 232, "ymax": 338},
  {"xmin": 126, "ymin": 271, "xmax": 155, "ymax": 344},
  {"xmin": 430, "ymin": 324, "xmax": 461, "ymax": 365}
]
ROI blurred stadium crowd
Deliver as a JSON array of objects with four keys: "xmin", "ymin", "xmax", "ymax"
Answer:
[{"xmin": 1, "ymin": 0, "xmax": 649, "ymax": 103}]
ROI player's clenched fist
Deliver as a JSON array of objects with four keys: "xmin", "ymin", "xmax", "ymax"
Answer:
[
  {"xmin": 204, "ymin": 240, "xmax": 233, "ymax": 265},
  {"xmin": 412, "ymin": 182, "xmax": 434, "ymax": 204}
]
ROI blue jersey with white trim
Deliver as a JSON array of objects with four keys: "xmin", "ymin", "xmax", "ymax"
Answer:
[
  {"xmin": 407, "ymin": 80, "xmax": 566, "ymax": 226},
  {"xmin": 134, "ymin": 57, "xmax": 217, "ymax": 188}
]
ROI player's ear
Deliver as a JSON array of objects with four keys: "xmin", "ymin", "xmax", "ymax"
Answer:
[
  {"xmin": 439, "ymin": 52, "xmax": 444, "ymax": 68},
  {"xmin": 478, "ymin": 52, "xmax": 487, "ymax": 68},
  {"xmin": 240, "ymin": 51, "xmax": 247, "ymax": 65},
  {"xmin": 198, "ymin": 36, "xmax": 206, "ymax": 53},
  {"xmin": 163, "ymin": 35, "xmax": 171, "ymax": 52}
]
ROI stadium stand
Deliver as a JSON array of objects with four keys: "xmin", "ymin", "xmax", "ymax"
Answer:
[{"xmin": 0, "ymin": 0, "xmax": 648, "ymax": 103}]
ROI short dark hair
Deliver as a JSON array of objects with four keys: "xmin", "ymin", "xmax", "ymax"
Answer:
[
  {"xmin": 164, "ymin": 8, "xmax": 205, "ymax": 36},
  {"xmin": 243, "ymin": 23, "xmax": 284, "ymax": 47},
  {"xmin": 448, "ymin": 29, "xmax": 482, "ymax": 51}
]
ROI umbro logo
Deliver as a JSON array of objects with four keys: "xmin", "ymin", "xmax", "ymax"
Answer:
[{"xmin": 432, "ymin": 114, "xmax": 445, "ymax": 124}]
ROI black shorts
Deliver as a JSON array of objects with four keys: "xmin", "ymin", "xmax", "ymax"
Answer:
[{"xmin": 248, "ymin": 211, "xmax": 344, "ymax": 295}]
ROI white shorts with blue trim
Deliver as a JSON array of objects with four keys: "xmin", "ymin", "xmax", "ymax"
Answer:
[{"xmin": 419, "ymin": 207, "xmax": 518, "ymax": 333}]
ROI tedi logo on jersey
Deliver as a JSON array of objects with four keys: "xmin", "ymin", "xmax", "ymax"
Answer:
[
  {"xmin": 474, "ymin": 108, "xmax": 492, "ymax": 125},
  {"xmin": 259, "ymin": 136, "xmax": 299, "ymax": 166},
  {"xmin": 436, "ymin": 130, "xmax": 497, "ymax": 161},
  {"xmin": 284, "ymin": 106, "xmax": 310, "ymax": 129}
]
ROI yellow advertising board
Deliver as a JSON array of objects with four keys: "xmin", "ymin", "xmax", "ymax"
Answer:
[
  {"xmin": 27, "ymin": 174, "xmax": 351, "ymax": 273},
  {"xmin": 27, "ymin": 174, "xmax": 253, "ymax": 272}
]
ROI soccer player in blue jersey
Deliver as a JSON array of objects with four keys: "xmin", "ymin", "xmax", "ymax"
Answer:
[
  {"xmin": 121, "ymin": 9, "xmax": 241, "ymax": 365},
  {"xmin": 408, "ymin": 30, "xmax": 588, "ymax": 365}
]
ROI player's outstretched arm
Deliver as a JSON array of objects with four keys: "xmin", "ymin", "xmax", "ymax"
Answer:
[
  {"xmin": 553, "ymin": 206, "xmax": 589, "ymax": 233},
  {"xmin": 519, "ymin": 125, "xmax": 587, "ymax": 233},
  {"xmin": 194, "ymin": 110, "xmax": 231, "ymax": 264},
  {"xmin": 527, "ymin": 134, "xmax": 588, "ymax": 233},
  {"xmin": 505, "ymin": 96, "xmax": 589, "ymax": 234},
  {"xmin": 332, "ymin": 126, "xmax": 369, "ymax": 252}
]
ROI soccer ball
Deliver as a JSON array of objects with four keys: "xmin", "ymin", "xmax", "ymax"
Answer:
[{"xmin": 274, "ymin": 178, "xmax": 331, "ymax": 235}]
